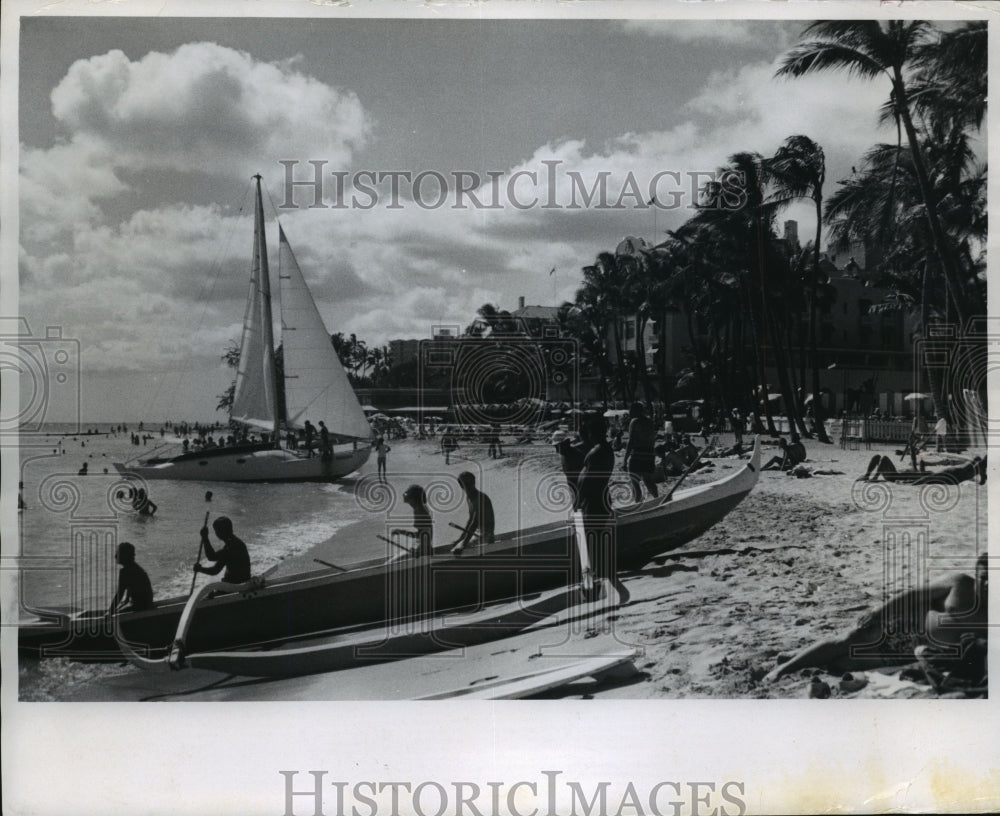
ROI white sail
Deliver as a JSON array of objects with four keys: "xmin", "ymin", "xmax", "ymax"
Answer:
[
  {"xmin": 230, "ymin": 184, "xmax": 278, "ymax": 431},
  {"xmin": 278, "ymin": 227, "xmax": 372, "ymax": 440}
]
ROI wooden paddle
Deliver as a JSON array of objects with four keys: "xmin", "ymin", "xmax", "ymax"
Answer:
[
  {"xmin": 313, "ymin": 558, "xmax": 347, "ymax": 572},
  {"xmin": 377, "ymin": 533, "xmax": 415, "ymax": 556},
  {"xmin": 572, "ymin": 510, "xmax": 595, "ymax": 596},
  {"xmin": 190, "ymin": 511, "xmax": 209, "ymax": 594},
  {"xmin": 661, "ymin": 447, "xmax": 705, "ymax": 504}
]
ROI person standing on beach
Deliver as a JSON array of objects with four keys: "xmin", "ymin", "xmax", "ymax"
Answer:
[
  {"xmin": 451, "ymin": 471, "xmax": 495, "ymax": 554},
  {"xmin": 486, "ymin": 424, "xmax": 501, "ymax": 459},
  {"xmin": 624, "ymin": 402, "xmax": 659, "ymax": 503},
  {"xmin": 303, "ymin": 421, "xmax": 316, "ymax": 456},
  {"xmin": 106, "ymin": 542, "xmax": 154, "ymax": 616},
  {"xmin": 194, "ymin": 516, "xmax": 251, "ymax": 584},
  {"xmin": 375, "ymin": 436, "xmax": 390, "ymax": 482},
  {"xmin": 318, "ymin": 421, "xmax": 332, "ymax": 459},
  {"xmin": 934, "ymin": 414, "xmax": 949, "ymax": 452},
  {"xmin": 441, "ymin": 431, "xmax": 458, "ymax": 465},
  {"xmin": 575, "ymin": 414, "xmax": 615, "ymax": 577},
  {"xmin": 731, "ymin": 408, "xmax": 744, "ymax": 449}
]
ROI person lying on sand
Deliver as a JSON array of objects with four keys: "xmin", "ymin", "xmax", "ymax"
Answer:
[
  {"xmin": 761, "ymin": 437, "xmax": 806, "ymax": 471},
  {"xmin": 764, "ymin": 554, "xmax": 988, "ymax": 684},
  {"xmin": 787, "ymin": 465, "xmax": 845, "ymax": 478},
  {"xmin": 858, "ymin": 454, "xmax": 986, "ymax": 485}
]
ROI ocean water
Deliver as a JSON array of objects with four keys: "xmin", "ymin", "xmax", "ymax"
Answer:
[{"xmin": 15, "ymin": 423, "xmax": 374, "ymax": 617}]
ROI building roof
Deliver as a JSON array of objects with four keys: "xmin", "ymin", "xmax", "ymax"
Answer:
[{"xmin": 512, "ymin": 305, "xmax": 560, "ymax": 320}]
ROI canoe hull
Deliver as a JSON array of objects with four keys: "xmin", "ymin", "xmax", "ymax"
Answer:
[{"xmin": 22, "ymin": 443, "xmax": 759, "ymax": 659}]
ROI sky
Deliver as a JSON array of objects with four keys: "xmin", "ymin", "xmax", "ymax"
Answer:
[{"xmin": 14, "ymin": 13, "xmax": 967, "ymax": 423}]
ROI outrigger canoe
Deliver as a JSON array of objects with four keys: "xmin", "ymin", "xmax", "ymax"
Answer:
[
  {"xmin": 117, "ymin": 574, "xmax": 623, "ymax": 678},
  {"xmin": 20, "ymin": 439, "xmax": 760, "ymax": 660}
]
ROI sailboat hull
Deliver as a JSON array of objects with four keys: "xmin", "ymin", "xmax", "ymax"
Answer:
[{"xmin": 114, "ymin": 443, "xmax": 371, "ymax": 482}]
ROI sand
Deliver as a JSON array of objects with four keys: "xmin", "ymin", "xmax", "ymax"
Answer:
[{"xmin": 284, "ymin": 433, "xmax": 986, "ymax": 700}]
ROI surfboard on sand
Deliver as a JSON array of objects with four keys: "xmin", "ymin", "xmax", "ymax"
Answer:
[{"xmin": 61, "ymin": 627, "xmax": 640, "ymax": 702}]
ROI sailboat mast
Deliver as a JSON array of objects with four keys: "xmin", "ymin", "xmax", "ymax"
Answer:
[{"xmin": 252, "ymin": 174, "xmax": 281, "ymax": 444}]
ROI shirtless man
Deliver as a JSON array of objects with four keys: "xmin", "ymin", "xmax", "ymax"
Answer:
[
  {"xmin": 761, "ymin": 437, "xmax": 806, "ymax": 471},
  {"xmin": 392, "ymin": 484, "xmax": 434, "ymax": 557},
  {"xmin": 765, "ymin": 554, "xmax": 988, "ymax": 683},
  {"xmin": 451, "ymin": 471, "xmax": 495, "ymax": 554},
  {"xmin": 106, "ymin": 542, "xmax": 154, "ymax": 615},
  {"xmin": 194, "ymin": 516, "xmax": 251, "ymax": 584}
]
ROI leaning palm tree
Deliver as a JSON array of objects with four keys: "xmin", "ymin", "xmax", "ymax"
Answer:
[{"xmin": 776, "ymin": 20, "xmax": 970, "ymax": 327}]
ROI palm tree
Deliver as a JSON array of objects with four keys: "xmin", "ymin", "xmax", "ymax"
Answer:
[
  {"xmin": 777, "ymin": 20, "xmax": 971, "ymax": 327},
  {"xmin": 685, "ymin": 153, "xmax": 811, "ymax": 438},
  {"xmin": 578, "ymin": 251, "xmax": 636, "ymax": 402},
  {"xmin": 764, "ymin": 135, "xmax": 832, "ymax": 441}
]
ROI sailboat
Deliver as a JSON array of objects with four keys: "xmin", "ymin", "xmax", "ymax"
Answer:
[{"xmin": 115, "ymin": 175, "xmax": 372, "ymax": 482}]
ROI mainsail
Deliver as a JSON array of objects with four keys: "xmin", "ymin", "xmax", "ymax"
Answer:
[
  {"xmin": 278, "ymin": 227, "xmax": 372, "ymax": 440},
  {"xmin": 230, "ymin": 180, "xmax": 278, "ymax": 431}
]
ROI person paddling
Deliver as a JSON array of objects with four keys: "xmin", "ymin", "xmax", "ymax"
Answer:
[{"xmin": 193, "ymin": 516, "xmax": 251, "ymax": 584}]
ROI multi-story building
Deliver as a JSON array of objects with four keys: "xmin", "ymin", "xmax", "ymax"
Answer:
[{"xmin": 604, "ymin": 221, "xmax": 919, "ymax": 415}]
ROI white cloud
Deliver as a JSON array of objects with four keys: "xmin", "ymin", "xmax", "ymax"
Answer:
[
  {"xmin": 620, "ymin": 19, "xmax": 796, "ymax": 50},
  {"xmin": 50, "ymin": 43, "xmax": 370, "ymax": 177}
]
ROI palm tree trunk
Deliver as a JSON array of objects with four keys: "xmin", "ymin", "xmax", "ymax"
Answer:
[
  {"xmin": 810, "ymin": 196, "xmax": 832, "ymax": 442},
  {"xmin": 742, "ymin": 281, "xmax": 777, "ymax": 434},
  {"xmin": 893, "ymin": 72, "xmax": 970, "ymax": 326}
]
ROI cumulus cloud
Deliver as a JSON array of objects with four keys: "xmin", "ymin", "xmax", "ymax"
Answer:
[
  {"xmin": 620, "ymin": 19, "xmax": 797, "ymax": 51},
  {"xmin": 50, "ymin": 43, "xmax": 369, "ymax": 177}
]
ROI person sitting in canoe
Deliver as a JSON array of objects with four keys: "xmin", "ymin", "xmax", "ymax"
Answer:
[
  {"xmin": 764, "ymin": 554, "xmax": 988, "ymax": 688},
  {"xmin": 451, "ymin": 471, "xmax": 495, "ymax": 554},
  {"xmin": 761, "ymin": 436, "xmax": 806, "ymax": 471},
  {"xmin": 194, "ymin": 516, "xmax": 251, "ymax": 584},
  {"xmin": 858, "ymin": 454, "xmax": 986, "ymax": 485},
  {"xmin": 106, "ymin": 542, "xmax": 154, "ymax": 616},
  {"xmin": 391, "ymin": 484, "xmax": 434, "ymax": 557}
]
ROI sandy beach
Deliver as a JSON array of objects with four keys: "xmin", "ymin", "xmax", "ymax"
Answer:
[{"xmin": 273, "ymin": 432, "xmax": 987, "ymax": 700}]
